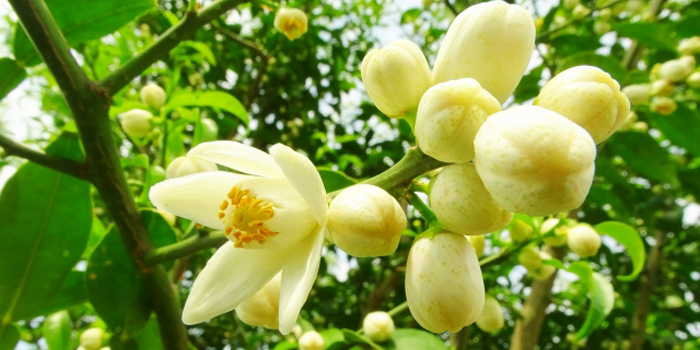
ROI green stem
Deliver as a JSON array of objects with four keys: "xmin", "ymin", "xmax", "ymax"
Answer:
[
  {"xmin": 406, "ymin": 191, "xmax": 438, "ymax": 226},
  {"xmin": 387, "ymin": 301, "xmax": 409, "ymax": 317},
  {"xmin": 0, "ymin": 133, "xmax": 89, "ymax": 180},
  {"xmin": 146, "ymin": 231, "xmax": 227, "ymax": 265}
]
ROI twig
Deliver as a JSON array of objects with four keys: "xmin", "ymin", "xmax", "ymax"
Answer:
[
  {"xmin": 443, "ymin": 0, "xmax": 459, "ymax": 15},
  {"xmin": 145, "ymin": 231, "xmax": 227, "ymax": 265},
  {"xmin": 0, "ymin": 134, "xmax": 89, "ymax": 180}
]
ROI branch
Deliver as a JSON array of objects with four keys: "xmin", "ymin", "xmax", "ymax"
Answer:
[
  {"xmin": 629, "ymin": 230, "xmax": 665, "ymax": 350},
  {"xmin": 622, "ymin": 0, "xmax": 667, "ymax": 70},
  {"xmin": 99, "ymin": 0, "xmax": 246, "ymax": 96},
  {"xmin": 536, "ymin": 0, "xmax": 623, "ymax": 42},
  {"xmin": 146, "ymin": 231, "xmax": 227, "ymax": 265},
  {"xmin": 443, "ymin": 0, "xmax": 459, "ymax": 16},
  {"xmin": 0, "ymin": 134, "xmax": 89, "ymax": 180}
]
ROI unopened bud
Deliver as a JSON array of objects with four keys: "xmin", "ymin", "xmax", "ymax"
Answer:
[
  {"xmin": 235, "ymin": 274, "xmax": 281, "ymax": 329},
  {"xmin": 274, "ymin": 8, "xmax": 308, "ymax": 40},
  {"xmin": 468, "ymin": 235, "xmax": 486, "ymax": 259},
  {"xmin": 566, "ymin": 224, "xmax": 601, "ymax": 257},
  {"xmin": 563, "ymin": 0, "xmax": 580, "ymax": 10},
  {"xmin": 415, "ymin": 78, "xmax": 501, "ymax": 162},
  {"xmin": 363, "ymin": 311, "xmax": 395, "ymax": 342},
  {"xmin": 430, "ymin": 162, "xmax": 513, "ymax": 235},
  {"xmin": 650, "ymin": 79, "xmax": 675, "ymax": 96},
  {"xmin": 140, "ymin": 83, "xmax": 167, "ymax": 109},
  {"xmin": 528, "ymin": 251, "xmax": 557, "ymax": 280},
  {"xmin": 166, "ymin": 155, "xmax": 218, "ymax": 179},
  {"xmin": 665, "ymin": 295, "xmax": 684, "ymax": 309},
  {"xmin": 406, "ymin": 232, "xmax": 485, "ymax": 333},
  {"xmin": 650, "ymin": 96, "xmax": 677, "ymax": 115},
  {"xmin": 659, "ymin": 59, "xmax": 693, "ymax": 82},
  {"xmin": 361, "ymin": 40, "xmax": 431, "ymax": 118},
  {"xmin": 678, "ymin": 36, "xmax": 700, "ymax": 55},
  {"xmin": 120, "ymin": 109, "xmax": 152, "ymax": 138},
  {"xmin": 544, "ymin": 226, "xmax": 569, "ymax": 247},
  {"xmin": 626, "ymin": 0, "xmax": 644, "ymax": 14},
  {"xmin": 573, "ymin": 4, "xmax": 591, "ymax": 18},
  {"xmin": 632, "ymin": 121, "xmax": 649, "ymax": 133},
  {"xmin": 327, "ymin": 184, "xmax": 406, "ymax": 257},
  {"xmin": 518, "ymin": 245, "xmax": 542, "ymax": 271},
  {"xmin": 622, "ymin": 84, "xmax": 650, "ymax": 105},
  {"xmin": 80, "ymin": 328, "xmax": 104, "ymax": 350},
  {"xmin": 299, "ymin": 331, "xmax": 324, "ymax": 350},
  {"xmin": 687, "ymin": 72, "xmax": 700, "ymax": 89},
  {"xmin": 598, "ymin": 8, "xmax": 612, "ymax": 19},
  {"xmin": 510, "ymin": 219, "xmax": 534, "ymax": 242},
  {"xmin": 593, "ymin": 20, "xmax": 611, "ymax": 35},
  {"xmin": 475, "ymin": 296, "xmax": 504, "ymax": 333}
]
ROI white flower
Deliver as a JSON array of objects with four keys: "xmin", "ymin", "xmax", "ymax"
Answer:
[{"xmin": 149, "ymin": 141, "xmax": 328, "ymax": 334}]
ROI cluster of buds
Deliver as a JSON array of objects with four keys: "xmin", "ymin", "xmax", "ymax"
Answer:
[{"xmin": 119, "ymin": 83, "xmax": 167, "ymax": 138}]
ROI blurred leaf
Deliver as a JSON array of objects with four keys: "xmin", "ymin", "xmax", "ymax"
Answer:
[
  {"xmin": 84, "ymin": 216, "xmax": 107, "ymax": 258},
  {"xmin": 608, "ymin": 132, "xmax": 679, "ymax": 186},
  {"xmin": 595, "ymin": 221, "xmax": 645, "ymax": 281},
  {"xmin": 35, "ymin": 271, "xmax": 87, "ymax": 317},
  {"xmin": 341, "ymin": 329, "xmax": 383, "ymax": 349},
  {"xmin": 556, "ymin": 52, "xmax": 626, "ymax": 82},
  {"xmin": 165, "ymin": 91, "xmax": 248, "ymax": 124},
  {"xmin": 676, "ymin": 15, "xmax": 700, "ymax": 38},
  {"xmin": 132, "ymin": 317, "xmax": 164, "ymax": 350},
  {"xmin": 400, "ymin": 8, "xmax": 422, "ymax": 24},
  {"xmin": 0, "ymin": 133, "xmax": 91, "ymax": 325},
  {"xmin": 178, "ymin": 41, "xmax": 217, "ymax": 65},
  {"xmin": 43, "ymin": 311, "xmax": 72, "ymax": 350},
  {"xmin": 612, "ymin": 22, "xmax": 674, "ymax": 50},
  {"xmin": 568, "ymin": 262, "xmax": 615, "ymax": 340},
  {"xmin": 649, "ymin": 104, "xmax": 700, "ymax": 156},
  {"xmin": 0, "ymin": 58, "xmax": 26, "ymax": 101},
  {"xmin": 13, "ymin": 0, "xmax": 157, "ymax": 66},
  {"xmin": 271, "ymin": 341, "xmax": 297, "ymax": 350},
  {"xmin": 320, "ymin": 328, "xmax": 346, "ymax": 347},
  {"xmin": 513, "ymin": 65, "xmax": 543, "ymax": 103},
  {"xmin": 319, "ymin": 168, "xmax": 358, "ymax": 193},
  {"xmin": 193, "ymin": 117, "xmax": 219, "ymax": 146},
  {"xmin": 0, "ymin": 324, "xmax": 18, "ymax": 350},
  {"xmin": 586, "ymin": 185, "xmax": 632, "ymax": 222},
  {"xmin": 679, "ymin": 168, "xmax": 700, "ymax": 200},
  {"xmin": 387, "ymin": 329, "xmax": 448, "ymax": 350}
]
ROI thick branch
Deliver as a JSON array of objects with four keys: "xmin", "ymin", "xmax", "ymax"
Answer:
[
  {"xmin": 99, "ymin": 0, "xmax": 245, "ymax": 96},
  {"xmin": 0, "ymin": 134, "xmax": 89, "ymax": 180},
  {"xmin": 622, "ymin": 0, "xmax": 667, "ymax": 70},
  {"xmin": 629, "ymin": 230, "xmax": 665, "ymax": 350},
  {"xmin": 146, "ymin": 232, "xmax": 227, "ymax": 265}
]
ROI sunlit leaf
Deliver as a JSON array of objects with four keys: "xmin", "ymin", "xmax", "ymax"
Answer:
[
  {"xmin": 43, "ymin": 311, "xmax": 72, "ymax": 350},
  {"xmin": 0, "ymin": 58, "xmax": 26, "ymax": 101},
  {"xmin": 568, "ymin": 261, "xmax": 615, "ymax": 340},
  {"xmin": 594, "ymin": 221, "xmax": 645, "ymax": 281}
]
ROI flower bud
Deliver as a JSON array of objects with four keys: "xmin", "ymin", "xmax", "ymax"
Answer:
[
  {"xmin": 659, "ymin": 59, "xmax": 693, "ymax": 82},
  {"xmin": 626, "ymin": 0, "xmax": 644, "ymax": 14},
  {"xmin": 473, "ymin": 106, "xmax": 596, "ymax": 217},
  {"xmin": 274, "ymin": 8, "xmax": 308, "ymax": 40},
  {"xmin": 566, "ymin": 223, "xmax": 601, "ymax": 257},
  {"xmin": 363, "ymin": 311, "xmax": 395, "ymax": 342},
  {"xmin": 518, "ymin": 245, "xmax": 542, "ymax": 271},
  {"xmin": 432, "ymin": 1, "xmax": 535, "ymax": 103},
  {"xmin": 528, "ymin": 252, "xmax": 556, "ymax": 280},
  {"xmin": 415, "ymin": 78, "xmax": 501, "ymax": 162},
  {"xmin": 468, "ymin": 235, "xmax": 486, "ymax": 259},
  {"xmin": 80, "ymin": 328, "xmax": 104, "ymax": 350},
  {"xmin": 406, "ymin": 232, "xmax": 485, "ymax": 333},
  {"xmin": 632, "ymin": 121, "xmax": 649, "ymax": 133},
  {"xmin": 665, "ymin": 295, "xmax": 684, "ymax": 309},
  {"xmin": 510, "ymin": 219, "xmax": 533, "ymax": 242},
  {"xmin": 544, "ymin": 227, "xmax": 569, "ymax": 247},
  {"xmin": 299, "ymin": 331, "xmax": 324, "ymax": 350},
  {"xmin": 235, "ymin": 274, "xmax": 281, "ymax": 329},
  {"xmin": 166, "ymin": 155, "xmax": 218, "ymax": 179},
  {"xmin": 120, "ymin": 109, "xmax": 152, "ymax": 138},
  {"xmin": 593, "ymin": 20, "xmax": 611, "ymax": 35},
  {"xmin": 573, "ymin": 4, "xmax": 591, "ymax": 18},
  {"xmin": 650, "ymin": 96, "xmax": 677, "ymax": 115},
  {"xmin": 140, "ymin": 83, "xmax": 166, "ymax": 109},
  {"xmin": 680, "ymin": 55, "xmax": 696, "ymax": 70},
  {"xmin": 618, "ymin": 111, "xmax": 638, "ymax": 132},
  {"xmin": 361, "ymin": 40, "xmax": 431, "ymax": 118},
  {"xmin": 687, "ymin": 72, "xmax": 700, "ymax": 89},
  {"xmin": 679, "ymin": 36, "xmax": 700, "ymax": 55},
  {"xmin": 622, "ymin": 84, "xmax": 650, "ymax": 105},
  {"xmin": 475, "ymin": 296, "xmax": 504, "ymax": 333},
  {"xmin": 327, "ymin": 184, "xmax": 406, "ymax": 257},
  {"xmin": 650, "ymin": 79, "xmax": 675, "ymax": 96},
  {"xmin": 430, "ymin": 162, "xmax": 513, "ymax": 235},
  {"xmin": 563, "ymin": 0, "xmax": 580, "ymax": 10},
  {"xmin": 534, "ymin": 66, "xmax": 630, "ymax": 143},
  {"xmin": 598, "ymin": 8, "xmax": 612, "ymax": 19}
]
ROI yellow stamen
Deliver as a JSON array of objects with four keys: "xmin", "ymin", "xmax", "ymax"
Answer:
[{"xmin": 220, "ymin": 186, "xmax": 278, "ymax": 247}]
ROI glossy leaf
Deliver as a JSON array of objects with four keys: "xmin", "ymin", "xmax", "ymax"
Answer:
[
  {"xmin": 608, "ymin": 132, "xmax": 679, "ymax": 186},
  {"xmin": 595, "ymin": 221, "xmax": 645, "ymax": 281},
  {"xmin": 165, "ymin": 91, "xmax": 248, "ymax": 124},
  {"xmin": 12, "ymin": 0, "xmax": 157, "ymax": 66},
  {"xmin": 0, "ymin": 324, "xmax": 18, "ymax": 350},
  {"xmin": 0, "ymin": 58, "xmax": 27, "ymax": 101},
  {"xmin": 0, "ymin": 133, "xmax": 91, "ymax": 326},
  {"xmin": 318, "ymin": 168, "xmax": 358, "ymax": 193},
  {"xmin": 43, "ymin": 311, "xmax": 72, "ymax": 350},
  {"xmin": 387, "ymin": 329, "xmax": 448, "ymax": 350},
  {"xmin": 35, "ymin": 271, "xmax": 88, "ymax": 318},
  {"xmin": 568, "ymin": 262, "xmax": 615, "ymax": 340}
]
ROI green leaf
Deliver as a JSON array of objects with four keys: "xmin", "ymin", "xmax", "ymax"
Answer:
[
  {"xmin": 612, "ymin": 22, "xmax": 674, "ymax": 50},
  {"xmin": 608, "ymin": 132, "xmax": 679, "ymax": 186},
  {"xmin": 0, "ymin": 133, "xmax": 91, "ymax": 327},
  {"xmin": 132, "ymin": 317, "xmax": 164, "ymax": 350},
  {"xmin": 513, "ymin": 65, "xmax": 543, "ymax": 103},
  {"xmin": 387, "ymin": 329, "xmax": 448, "ymax": 350},
  {"xmin": 13, "ymin": 0, "xmax": 157, "ymax": 66},
  {"xmin": 568, "ymin": 262, "xmax": 615, "ymax": 340},
  {"xmin": 320, "ymin": 328, "xmax": 346, "ymax": 347},
  {"xmin": 165, "ymin": 91, "xmax": 248, "ymax": 124},
  {"xmin": 556, "ymin": 52, "xmax": 626, "ymax": 83},
  {"xmin": 86, "ymin": 210, "xmax": 176, "ymax": 335},
  {"xmin": 400, "ymin": 8, "xmax": 422, "ymax": 24},
  {"xmin": 0, "ymin": 324, "xmax": 19, "ymax": 350},
  {"xmin": 649, "ymin": 104, "xmax": 700, "ymax": 157},
  {"xmin": 35, "ymin": 271, "xmax": 88, "ymax": 317},
  {"xmin": 594, "ymin": 221, "xmax": 645, "ymax": 281},
  {"xmin": 178, "ymin": 41, "xmax": 217, "ymax": 65},
  {"xmin": 43, "ymin": 311, "xmax": 72, "ymax": 350},
  {"xmin": 341, "ymin": 329, "xmax": 383, "ymax": 349},
  {"xmin": 0, "ymin": 58, "xmax": 27, "ymax": 101},
  {"xmin": 318, "ymin": 168, "xmax": 358, "ymax": 193},
  {"xmin": 84, "ymin": 217, "xmax": 107, "ymax": 258}
]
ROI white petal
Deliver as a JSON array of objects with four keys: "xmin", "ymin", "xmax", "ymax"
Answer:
[
  {"xmin": 149, "ymin": 171, "xmax": 251, "ymax": 230},
  {"xmin": 188, "ymin": 141, "xmax": 284, "ymax": 178},
  {"xmin": 269, "ymin": 144, "xmax": 328, "ymax": 224},
  {"xmin": 277, "ymin": 224, "xmax": 326, "ymax": 334},
  {"xmin": 182, "ymin": 242, "xmax": 287, "ymax": 324}
]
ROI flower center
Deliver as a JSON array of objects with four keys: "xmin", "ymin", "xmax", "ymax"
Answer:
[{"xmin": 219, "ymin": 186, "xmax": 278, "ymax": 248}]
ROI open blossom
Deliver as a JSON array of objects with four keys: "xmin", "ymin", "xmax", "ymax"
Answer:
[{"xmin": 149, "ymin": 141, "xmax": 328, "ymax": 334}]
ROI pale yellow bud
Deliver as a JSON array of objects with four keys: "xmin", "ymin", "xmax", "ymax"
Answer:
[
  {"xmin": 518, "ymin": 245, "xmax": 542, "ymax": 271},
  {"xmin": 553, "ymin": 15, "xmax": 568, "ymax": 28},
  {"xmin": 593, "ymin": 20, "xmax": 611, "ymax": 35},
  {"xmin": 274, "ymin": 8, "xmax": 308, "ymax": 41},
  {"xmin": 510, "ymin": 219, "xmax": 533, "ymax": 242},
  {"xmin": 298, "ymin": 331, "xmax": 324, "ymax": 350},
  {"xmin": 622, "ymin": 84, "xmax": 651, "ymax": 105},
  {"xmin": 432, "ymin": 1, "xmax": 535, "ymax": 103},
  {"xmin": 687, "ymin": 72, "xmax": 700, "ymax": 88},
  {"xmin": 327, "ymin": 184, "xmax": 406, "ymax": 257},
  {"xmin": 665, "ymin": 295, "xmax": 684, "ymax": 308},
  {"xmin": 468, "ymin": 235, "xmax": 486, "ymax": 259},
  {"xmin": 540, "ymin": 218, "xmax": 560, "ymax": 234},
  {"xmin": 650, "ymin": 79, "xmax": 675, "ymax": 96},
  {"xmin": 120, "ymin": 109, "xmax": 152, "ymax": 138},
  {"xmin": 566, "ymin": 223, "xmax": 601, "ymax": 257},
  {"xmin": 430, "ymin": 163, "xmax": 513, "ymax": 235},
  {"xmin": 650, "ymin": 96, "xmax": 677, "ymax": 115},
  {"xmin": 235, "ymin": 274, "xmax": 281, "ymax": 329},
  {"xmin": 363, "ymin": 311, "xmax": 395, "ymax": 342},
  {"xmin": 406, "ymin": 232, "xmax": 484, "ymax": 333},
  {"xmin": 535, "ymin": 66, "xmax": 630, "ymax": 143},
  {"xmin": 361, "ymin": 40, "xmax": 431, "ymax": 118},
  {"xmin": 80, "ymin": 328, "xmax": 104, "ymax": 350},
  {"xmin": 598, "ymin": 8, "xmax": 612, "ymax": 19},
  {"xmin": 473, "ymin": 106, "xmax": 596, "ymax": 217},
  {"xmin": 573, "ymin": 4, "xmax": 591, "ymax": 18},
  {"xmin": 563, "ymin": 0, "xmax": 580, "ymax": 10},
  {"xmin": 415, "ymin": 78, "xmax": 501, "ymax": 162},
  {"xmin": 544, "ymin": 227, "xmax": 569, "ymax": 247},
  {"xmin": 140, "ymin": 83, "xmax": 166, "ymax": 109},
  {"xmin": 626, "ymin": 0, "xmax": 644, "ymax": 14},
  {"xmin": 632, "ymin": 121, "xmax": 649, "ymax": 133},
  {"xmin": 165, "ymin": 155, "xmax": 218, "ymax": 179},
  {"xmin": 678, "ymin": 36, "xmax": 700, "ymax": 55},
  {"xmin": 528, "ymin": 251, "xmax": 557, "ymax": 280},
  {"xmin": 680, "ymin": 55, "xmax": 696, "ymax": 70},
  {"xmin": 475, "ymin": 296, "xmax": 505, "ymax": 333},
  {"xmin": 618, "ymin": 111, "xmax": 638, "ymax": 131},
  {"xmin": 659, "ymin": 59, "xmax": 693, "ymax": 82}
]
